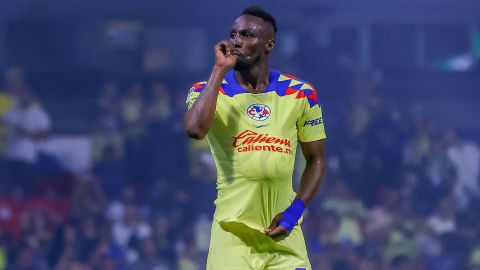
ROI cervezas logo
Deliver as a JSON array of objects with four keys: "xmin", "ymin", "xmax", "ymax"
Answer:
[{"xmin": 232, "ymin": 130, "xmax": 293, "ymax": 155}]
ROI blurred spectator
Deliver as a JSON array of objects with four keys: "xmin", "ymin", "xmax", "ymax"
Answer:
[
  {"xmin": 423, "ymin": 136, "xmax": 454, "ymax": 187},
  {"xmin": 91, "ymin": 220, "xmax": 126, "ymax": 269},
  {"xmin": 348, "ymin": 70, "xmax": 383, "ymax": 138},
  {"xmin": 415, "ymin": 136, "xmax": 455, "ymax": 214},
  {"xmin": 383, "ymin": 198, "xmax": 421, "ymax": 263},
  {"xmin": 121, "ymin": 81, "xmax": 147, "ymax": 182},
  {"xmin": 336, "ymin": 126, "xmax": 370, "ymax": 202},
  {"xmin": 111, "ymin": 201, "xmax": 152, "ymax": 264},
  {"xmin": 3, "ymin": 86, "xmax": 51, "ymax": 162},
  {"xmin": 48, "ymin": 221, "xmax": 79, "ymax": 268},
  {"xmin": 91, "ymin": 81, "xmax": 124, "ymax": 163},
  {"xmin": 427, "ymin": 197, "xmax": 456, "ymax": 236},
  {"xmin": 186, "ymin": 174, "xmax": 216, "ymax": 220},
  {"xmin": 146, "ymin": 82, "xmax": 171, "ymax": 125},
  {"xmin": 322, "ymin": 181, "xmax": 367, "ymax": 246},
  {"xmin": 151, "ymin": 215, "xmax": 176, "ymax": 264},
  {"xmin": 70, "ymin": 176, "xmax": 107, "ymax": 220},
  {"xmin": 127, "ymin": 236, "xmax": 171, "ymax": 270},
  {"xmin": 444, "ymin": 128, "xmax": 480, "ymax": 209},
  {"xmin": 368, "ymin": 101, "xmax": 406, "ymax": 191},
  {"xmin": 142, "ymin": 82, "xmax": 181, "ymax": 181},
  {"xmin": 404, "ymin": 120, "xmax": 432, "ymax": 168},
  {"xmin": 20, "ymin": 208, "xmax": 54, "ymax": 255},
  {"xmin": 121, "ymin": 82, "xmax": 146, "ymax": 139},
  {"xmin": 177, "ymin": 243, "xmax": 200, "ymax": 270},
  {"xmin": 96, "ymin": 82, "xmax": 121, "ymax": 117},
  {"xmin": 2, "ymin": 87, "xmax": 51, "ymax": 193},
  {"xmin": 193, "ymin": 213, "xmax": 211, "ymax": 260},
  {"xmin": 307, "ymin": 211, "xmax": 341, "ymax": 258},
  {"xmin": 94, "ymin": 145, "xmax": 126, "ymax": 200},
  {"xmin": 188, "ymin": 139, "xmax": 216, "ymax": 180},
  {"xmin": 77, "ymin": 216, "xmax": 102, "ymax": 262}
]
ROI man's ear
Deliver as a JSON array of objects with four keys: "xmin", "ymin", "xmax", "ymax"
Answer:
[{"xmin": 265, "ymin": 39, "xmax": 275, "ymax": 54}]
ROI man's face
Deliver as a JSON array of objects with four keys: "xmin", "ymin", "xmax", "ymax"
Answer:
[{"xmin": 229, "ymin": 15, "xmax": 275, "ymax": 70}]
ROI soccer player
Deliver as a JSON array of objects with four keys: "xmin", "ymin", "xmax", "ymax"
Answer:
[{"xmin": 184, "ymin": 6, "xmax": 326, "ymax": 270}]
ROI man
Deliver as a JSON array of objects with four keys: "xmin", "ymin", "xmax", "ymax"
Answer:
[
  {"xmin": 3, "ymin": 87, "xmax": 51, "ymax": 163},
  {"xmin": 184, "ymin": 6, "xmax": 326, "ymax": 270},
  {"xmin": 2, "ymin": 86, "xmax": 51, "ymax": 193}
]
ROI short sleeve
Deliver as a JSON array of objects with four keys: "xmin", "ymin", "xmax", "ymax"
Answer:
[
  {"xmin": 296, "ymin": 91, "xmax": 326, "ymax": 142},
  {"xmin": 186, "ymin": 81, "xmax": 207, "ymax": 109}
]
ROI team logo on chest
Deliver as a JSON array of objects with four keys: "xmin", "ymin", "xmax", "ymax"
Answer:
[{"xmin": 246, "ymin": 104, "xmax": 271, "ymax": 121}]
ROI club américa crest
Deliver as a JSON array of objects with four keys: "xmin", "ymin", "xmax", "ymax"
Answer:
[{"xmin": 246, "ymin": 104, "xmax": 271, "ymax": 121}]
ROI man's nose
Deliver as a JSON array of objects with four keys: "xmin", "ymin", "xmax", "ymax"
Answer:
[{"xmin": 232, "ymin": 36, "xmax": 242, "ymax": 47}]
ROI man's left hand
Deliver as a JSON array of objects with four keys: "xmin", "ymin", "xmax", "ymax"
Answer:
[{"xmin": 265, "ymin": 213, "xmax": 290, "ymax": 240}]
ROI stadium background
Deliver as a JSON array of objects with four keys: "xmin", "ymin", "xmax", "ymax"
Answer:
[{"xmin": 0, "ymin": 0, "xmax": 480, "ymax": 269}]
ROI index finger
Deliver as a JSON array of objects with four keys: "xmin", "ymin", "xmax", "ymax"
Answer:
[{"xmin": 216, "ymin": 40, "xmax": 234, "ymax": 54}]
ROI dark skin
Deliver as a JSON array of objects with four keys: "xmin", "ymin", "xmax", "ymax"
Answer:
[
  {"xmin": 265, "ymin": 139, "xmax": 326, "ymax": 240},
  {"xmin": 183, "ymin": 14, "xmax": 327, "ymax": 239}
]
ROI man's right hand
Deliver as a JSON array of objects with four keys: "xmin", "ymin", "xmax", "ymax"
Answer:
[{"xmin": 214, "ymin": 40, "xmax": 238, "ymax": 71}]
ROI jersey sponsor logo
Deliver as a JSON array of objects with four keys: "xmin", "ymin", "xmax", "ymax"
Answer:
[
  {"xmin": 232, "ymin": 130, "xmax": 293, "ymax": 155},
  {"xmin": 253, "ymin": 124, "xmax": 270, "ymax": 128},
  {"xmin": 246, "ymin": 104, "xmax": 271, "ymax": 121},
  {"xmin": 303, "ymin": 117, "xmax": 323, "ymax": 127}
]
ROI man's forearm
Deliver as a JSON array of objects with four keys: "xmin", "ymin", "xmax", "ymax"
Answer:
[
  {"xmin": 184, "ymin": 67, "xmax": 227, "ymax": 139},
  {"xmin": 297, "ymin": 157, "xmax": 326, "ymax": 205},
  {"xmin": 270, "ymin": 156, "xmax": 326, "ymax": 235}
]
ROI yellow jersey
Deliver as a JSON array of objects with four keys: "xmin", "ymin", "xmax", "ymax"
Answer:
[{"xmin": 186, "ymin": 69, "xmax": 326, "ymax": 232}]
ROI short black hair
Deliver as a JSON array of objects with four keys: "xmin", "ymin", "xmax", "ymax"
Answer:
[{"xmin": 241, "ymin": 6, "xmax": 277, "ymax": 34}]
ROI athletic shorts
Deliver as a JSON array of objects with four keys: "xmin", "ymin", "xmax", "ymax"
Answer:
[{"xmin": 206, "ymin": 220, "xmax": 311, "ymax": 270}]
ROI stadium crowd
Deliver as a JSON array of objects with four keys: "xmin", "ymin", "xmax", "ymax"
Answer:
[{"xmin": 0, "ymin": 63, "xmax": 479, "ymax": 270}]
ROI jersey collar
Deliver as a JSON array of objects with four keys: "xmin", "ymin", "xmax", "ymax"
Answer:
[{"xmin": 222, "ymin": 69, "xmax": 280, "ymax": 97}]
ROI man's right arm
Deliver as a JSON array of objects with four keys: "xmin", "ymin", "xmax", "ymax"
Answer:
[
  {"xmin": 183, "ymin": 67, "xmax": 227, "ymax": 140},
  {"xmin": 183, "ymin": 41, "xmax": 237, "ymax": 140}
]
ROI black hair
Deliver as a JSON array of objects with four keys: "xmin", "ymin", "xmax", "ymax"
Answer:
[{"xmin": 241, "ymin": 6, "xmax": 277, "ymax": 34}]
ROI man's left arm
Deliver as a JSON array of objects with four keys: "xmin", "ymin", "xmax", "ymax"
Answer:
[
  {"xmin": 266, "ymin": 86, "xmax": 327, "ymax": 239},
  {"xmin": 266, "ymin": 139, "xmax": 326, "ymax": 239},
  {"xmin": 296, "ymin": 139, "xmax": 327, "ymax": 204}
]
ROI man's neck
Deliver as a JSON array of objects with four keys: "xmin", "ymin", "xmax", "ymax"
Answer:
[{"xmin": 234, "ymin": 61, "xmax": 270, "ymax": 93}]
